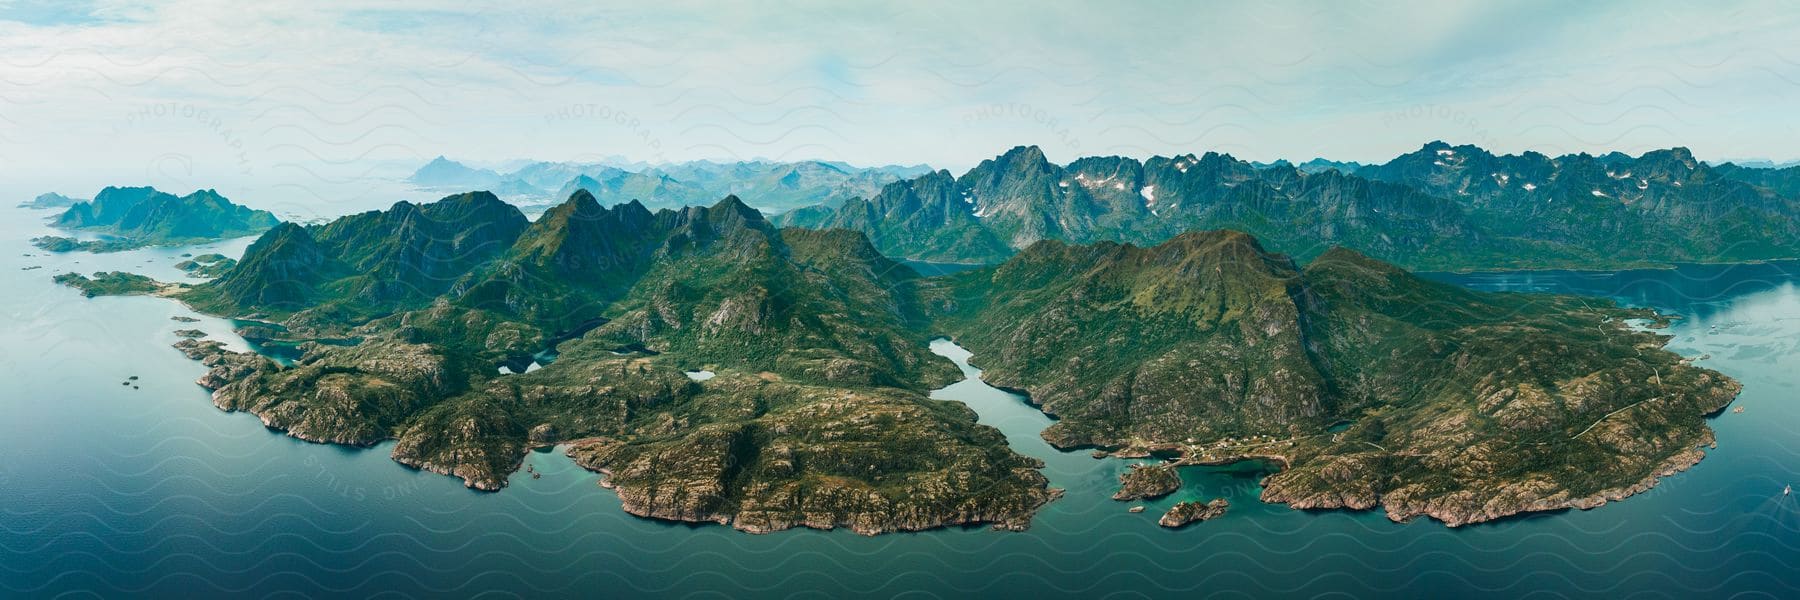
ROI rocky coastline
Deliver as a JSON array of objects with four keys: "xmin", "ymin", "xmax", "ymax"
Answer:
[
  {"xmin": 1113, "ymin": 464, "xmax": 1181, "ymax": 501},
  {"xmin": 1160, "ymin": 498, "xmax": 1228, "ymax": 528},
  {"xmin": 571, "ymin": 439, "xmax": 1063, "ymax": 535}
]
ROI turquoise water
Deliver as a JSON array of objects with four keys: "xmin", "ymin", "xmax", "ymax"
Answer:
[{"xmin": 3, "ymin": 202, "xmax": 1798, "ymax": 597}]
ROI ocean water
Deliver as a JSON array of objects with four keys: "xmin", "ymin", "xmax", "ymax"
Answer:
[{"xmin": 3, "ymin": 202, "xmax": 1798, "ymax": 597}]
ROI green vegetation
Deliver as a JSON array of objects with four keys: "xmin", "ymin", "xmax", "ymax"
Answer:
[
  {"xmin": 73, "ymin": 185, "xmax": 1737, "ymax": 532},
  {"xmin": 30, "ymin": 236, "xmax": 142, "ymax": 253},
  {"xmin": 53, "ymin": 271, "xmax": 162, "ymax": 297},
  {"xmin": 165, "ymin": 192, "xmax": 1053, "ymax": 534},
  {"xmin": 20, "ymin": 192, "xmax": 84, "ymax": 208},
  {"xmin": 40, "ymin": 186, "xmax": 278, "ymax": 252},
  {"xmin": 175, "ymin": 253, "xmax": 237, "ymax": 278},
  {"xmin": 935, "ymin": 231, "xmax": 1739, "ymax": 525},
  {"xmin": 779, "ymin": 144, "xmax": 1800, "ymax": 271}
]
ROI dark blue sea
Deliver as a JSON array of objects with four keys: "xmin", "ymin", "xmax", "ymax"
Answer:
[{"xmin": 4, "ymin": 204, "xmax": 1797, "ymax": 598}]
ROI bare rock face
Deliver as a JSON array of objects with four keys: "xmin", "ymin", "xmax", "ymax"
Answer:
[
  {"xmin": 1160, "ymin": 498, "xmax": 1229, "ymax": 528},
  {"xmin": 174, "ymin": 338, "xmax": 226, "ymax": 360},
  {"xmin": 528, "ymin": 423, "xmax": 560, "ymax": 446},
  {"xmin": 1113, "ymin": 464, "xmax": 1181, "ymax": 501},
  {"xmin": 391, "ymin": 400, "xmax": 526, "ymax": 491},
  {"xmin": 565, "ymin": 374, "xmax": 1060, "ymax": 535}
]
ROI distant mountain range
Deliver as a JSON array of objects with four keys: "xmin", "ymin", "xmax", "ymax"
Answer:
[
  {"xmin": 1252, "ymin": 158, "xmax": 1365, "ymax": 174},
  {"xmin": 407, "ymin": 156, "xmax": 931, "ymax": 214},
  {"xmin": 778, "ymin": 142, "xmax": 1800, "ymax": 271},
  {"xmin": 33, "ymin": 186, "xmax": 278, "ymax": 252},
  {"xmin": 1707, "ymin": 158, "xmax": 1800, "ymax": 170}
]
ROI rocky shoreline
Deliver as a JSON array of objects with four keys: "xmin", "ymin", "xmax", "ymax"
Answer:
[
  {"xmin": 52, "ymin": 192, "xmax": 1746, "ymax": 537},
  {"xmin": 1076, "ymin": 407, "xmax": 1733, "ymax": 529},
  {"xmin": 169, "ymin": 332, "xmax": 1064, "ymax": 532},
  {"xmin": 1081, "ymin": 426, "xmax": 1727, "ymax": 529},
  {"xmin": 579, "ymin": 450, "xmax": 1063, "ymax": 535},
  {"xmin": 150, "ymin": 277, "xmax": 1742, "ymax": 533},
  {"xmin": 1160, "ymin": 498, "xmax": 1228, "ymax": 528},
  {"xmin": 1113, "ymin": 464, "xmax": 1180, "ymax": 501},
  {"xmin": 1260, "ymin": 431, "xmax": 1719, "ymax": 527}
]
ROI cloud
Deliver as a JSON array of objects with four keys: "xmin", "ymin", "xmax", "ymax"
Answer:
[{"xmin": 0, "ymin": 0, "xmax": 1797, "ymax": 209}]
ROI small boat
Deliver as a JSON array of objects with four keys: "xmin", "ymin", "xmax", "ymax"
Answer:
[
  {"xmin": 1733, "ymin": 406, "xmax": 1745, "ymax": 413},
  {"xmin": 1785, "ymin": 485, "xmax": 1791, "ymax": 496},
  {"xmin": 1128, "ymin": 506, "xmax": 1146, "ymax": 513}
]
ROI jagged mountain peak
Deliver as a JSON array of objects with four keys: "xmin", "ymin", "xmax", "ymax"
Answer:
[
  {"xmin": 974, "ymin": 145, "xmax": 1055, "ymax": 177},
  {"xmin": 694, "ymin": 194, "xmax": 765, "ymax": 223},
  {"xmin": 1639, "ymin": 146, "xmax": 1699, "ymax": 169},
  {"xmin": 562, "ymin": 188, "xmax": 602, "ymax": 211},
  {"xmin": 999, "ymin": 144, "xmax": 1048, "ymax": 162},
  {"xmin": 421, "ymin": 190, "xmax": 523, "ymax": 224}
]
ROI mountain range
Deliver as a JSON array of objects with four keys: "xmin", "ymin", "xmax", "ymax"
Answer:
[
  {"xmin": 1708, "ymin": 158, "xmax": 1800, "ymax": 170},
  {"xmin": 408, "ymin": 156, "xmax": 931, "ymax": 214},
  {"xmin": 779, "ymin": 142, "xmax": 1800, "ymax": 271},
  {"xmin": 933, "ymin": 231, "xmax": 1736, "ymax": 524},
  {"xmin": 34, "ymin": 186, "xmax": 279, "ymax": 252},
  {"xmin": 59, "ymin": 187, "xmax": 1738, "ymax": 532},
  {"xmin": 1252, "ymin": 158, "xmax": 1365, "ymax": 174}
]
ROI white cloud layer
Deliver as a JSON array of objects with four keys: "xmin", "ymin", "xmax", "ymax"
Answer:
[{"xmin": 2, "ymin": 0, "xmax": 1798, "ymax": 211}]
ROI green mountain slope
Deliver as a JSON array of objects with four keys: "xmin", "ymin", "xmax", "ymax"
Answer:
[
  {"xmin": 934, "ymin": 231, "xmax": 1738, "ymax": 525},
  {"xmin": 71, "ymin": 186, "xmax": 1737, "ymax": 531},
  {"xmin": 40, "ymin": 186, "xmax": 278, "ymax": 251},
  {"xmin": 780, "ymin": 143, "xmax": 1800, "ymax": 271},
  {"xmin": 1356, "ymin": 142, "xmax": 1800, "ymax": 265},
  {"xmin": 778, "ymin": 146, "xmax": 1485, "ymax": 269},
  {"xmin": 161, "ymin": 192, "xmax": 1051, "ymax": 534}
]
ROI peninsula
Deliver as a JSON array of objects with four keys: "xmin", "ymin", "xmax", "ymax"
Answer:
[{"xmin": 56, "ymin": 189, "xmax": 1739, "ymax": 532}]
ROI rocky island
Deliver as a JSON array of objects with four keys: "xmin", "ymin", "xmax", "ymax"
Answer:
[
  {"xmin": 56, "ymin": 189, "xmax": 1739, "ymax": 533},
  {"xmin": 34, "ymin": 186, "xmax": 277, "ymax": 252},
  {"xmin": 53, "ymin": 271, "xmax": 164, "ymax": 297},
  {"xmin": 1113, "ymin": 464, "xmax": 1181, "ymax": 501},
  {"xmin": 112, "ymin": 191, "xmax": 1056, "ymax": 535},
  {"xmin": 175, "ymin": 253, "xmax": 237, "ymax": 278},
  {"xmin": 931, "ymin": 230, "xmax": 1740, "ymax": 527},
  {"xmin": 1160, "ymin": 498, "xmax": 1229, "ymax": 528},
  {"xmin": 19, "ymin": 191, "xmax": 84, "ymax": 209}
]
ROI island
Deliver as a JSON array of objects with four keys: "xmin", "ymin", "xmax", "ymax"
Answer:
[
  {"xmin": 1113, "ymin": 464, "xmax": 1181, "ymax": 501},
  {"xmin": 175, "ymin": 253, "xmax": 237, "ymax": 278},
  {"xmin": 53, "ymin": 271, "xmax": 163, "ymax": 297},
  {"xmin": 1160, "ymin": 498, "xmax": 1229, "ymax": 528},
  {"xmin": 34, "ymin": 186, "xmax": 278, "ymax": 252},
  {"xmin": 931, "ymin": 231, "xmax": 1740, "ymax": 526},
  {"xmin": 55, "ymin": 189, "xmax": 1739, "ymax": 533},
  {"xmin": 114, "ymin": 191, "xmax": 1056, "ymax": 535},
  {"xmin": 19, "ymin": 192, "xmax": 84, "ymax": 209}
]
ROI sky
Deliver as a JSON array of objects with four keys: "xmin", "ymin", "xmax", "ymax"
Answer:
[{"xmin": 3, "ymin": 0, "xmax": 1800, "ymax": 209}]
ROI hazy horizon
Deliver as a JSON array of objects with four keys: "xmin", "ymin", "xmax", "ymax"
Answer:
[{"xmin": 4, "ymin": 1, "xmax": 1800, "ymax": 202}]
